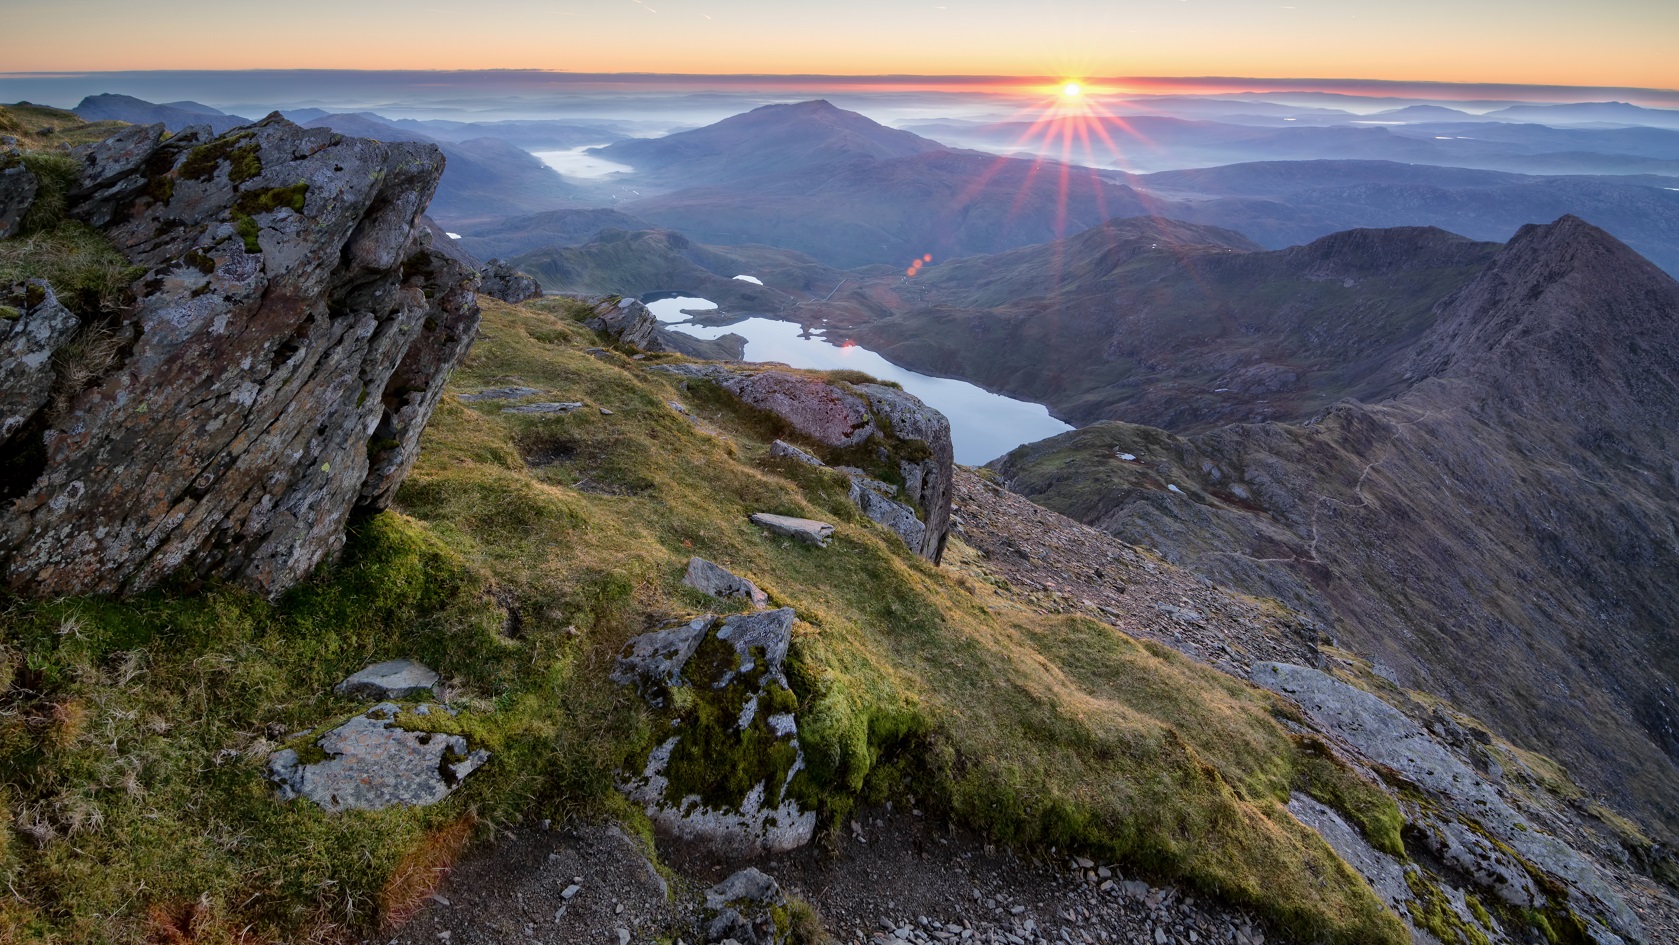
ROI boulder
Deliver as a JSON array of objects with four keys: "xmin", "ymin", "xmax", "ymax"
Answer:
[
  {"xmin": 684, "ymin": 556, "xmax": 769, "ymax": 609},
  {"xmin": 334, "ymin": 659, "xmax": 439, "ymax": 699},
  {"xmin": 479, "ymin": 258, "xmax": 542, "ymax": 304},
  {"xmin": 0, "ymin": 116, "xmax": 479, "ymax": 599},
  {"xmin": 721, "ymin": 370, "xmax": 876, "ymax": 447},
  {"xmin": 857, "ymin": 383, "xmax": 954, "ymax": 563},
  {"xmin": 267, "ymin": 702, "xmax": 489, "ymax": 812},
  {"xmin": 585, "ymin": 296, "xmax": 660, "ymax": 350},
  {"xmin": 750, "ymin": 512, "xmax": 835, "ymax": 547},
  {"xmin": 768, "ymin": 439, "xmax": 823, "ymax": 466},
  {"xmin": 615, "ymin": 609, "xmax": 815, "ymax": 856},
  {"xmin": 0, "ymin": 156, "xmax": 36, "ymax": 239},
  {"xmin": 701, "ymin": 868, "xmax": 791, "ymax": 945},
  {"xmin": 847, "ymin": 475, "xmax": 926, "ymax": 554},
  {"xmin": 0, "ymin": 282, "xmax": 79, "ymax": 445}
]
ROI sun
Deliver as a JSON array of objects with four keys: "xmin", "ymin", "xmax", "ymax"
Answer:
[{"xmin": 1061, "ymin": 81, "xmax": 1084, "ymax": 98}]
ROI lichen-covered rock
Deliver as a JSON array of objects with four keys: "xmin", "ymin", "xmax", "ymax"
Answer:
[
  {"xmin": 267, "ymin": 702, "xmax": 488, "ymax": 812},
  {"xmin": 585, "ymin": 296, "xmax": 660, "ymax": 349},
  {"xmin": 684, "ymin": 556, "xmax": 769, "ymax": 609},
  {"xmin": 615, "ymin": 609, "xmax": 815, "ymax": 857},
  {"xmin": 334, "ymin": 659, "xmax": 439, "ymax": 700},
  {"xmin": 1255, "ymin": 662, "xmax": 1639, "ymax": 942},
  {"xmin": 701, "ymin": 868, "xmax": 791, "ymax": 945},
  {"xmin": 768, "ymin": 439, "xmax": 823, "ymax": 466},
  {"xmin": 857, "ymin": 383, "xmax": 954, "ymax": 563},
  {"xmin": 721, "ymin": 370, "xmax": 877, "ymax": 447},
  {"xmin": 847, "ymin": 475, "xmax": 926, "ymax": 554},
  {"xmin": 749, "ymin": 512, "xmax": 835, "ymax": 547},
  {"xmin": 0, "ymin": 116, "xmax": 479, "ymax": 598},
  {"xmin": 0, "ymin": 158, "xmax": 37, "ymax": 239},
  {"xmin": 0, "ymin": 282, "xmax": 78, "ymax": 445},
  {"xmin": 479, "ymin": 258, "xmax": 541, "ymax": 303}
]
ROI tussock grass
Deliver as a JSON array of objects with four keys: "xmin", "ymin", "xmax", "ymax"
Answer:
[{"xmin": 0, "ymin": 296, "xmax": 1407, "ymax": 944}]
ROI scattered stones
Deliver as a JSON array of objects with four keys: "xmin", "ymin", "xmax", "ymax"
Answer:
[
  {"xmin": 267, "ymin": 703, "xmax": 488, "ymax": 812},
  {"xmin": 702, "ymin": 868, "xmax": 790, "ymax": 945},
  {"xmin": 684, "ymin": 557, "xmax": 769, "ymax": 609},
  {"xmin": 478, "ymin": 259, "xmax": 542, "ymax": 303},
  {"xmin": 334, "ymin": 659, "xmax": 440, "ymax": 699},
  {"xmin": 460, "ymin": 386, "xmax": 543, "ymax": 403},
  {"xmin": 750, "ymin": 513, "xmax": 836, "ymax": 547},
  {"xmin": 769, "ymin": 439, "xmax": 824, "ymax": 466},
  {"xmin": 504, "ymin": 402, "xmax": 586, "ymax": 415}
]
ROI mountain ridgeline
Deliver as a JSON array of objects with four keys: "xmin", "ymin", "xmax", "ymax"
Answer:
[{"xmin": 993, "ymin": 216, "xmax": 1679, "ymax": 844}]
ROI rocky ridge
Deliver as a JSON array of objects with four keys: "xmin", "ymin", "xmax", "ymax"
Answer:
[{"xmin": 0, "ymin": 115, "xmax": 478, "ymax": 598}]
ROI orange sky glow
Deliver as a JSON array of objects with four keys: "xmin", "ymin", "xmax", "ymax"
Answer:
[{"xmin": 5, "ymin": 0, "xmax": 1676, "ymax": 92}]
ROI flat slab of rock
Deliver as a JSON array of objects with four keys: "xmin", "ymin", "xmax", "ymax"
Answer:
[
  {"xmin": 749, "ymin": 513, "xmax": 834, "ymax": 547},
  {"xmin": 503, "ymin": 401, "xmax": 584, "ymax": 415},
  {"xmin": 267, "ymin": 703, "xmax": 488, "ymax": 812},
  {"xmin": 768, "ymin": 439, "xmax": 824, "ymax": 466},
  {"xmin": 684, "ymin": 557, "xmax": 769, "ymax": 609},
  {"xmin": 460, "ymin": 386, "xmax": 542, "ymax": 403},
  {"xmin": 610, "ymin": 616, "xmax": 715, "ymax": 703},
  {"xmin": 334, "ymin": 659, "xmax": 438, "ymax": 699}
]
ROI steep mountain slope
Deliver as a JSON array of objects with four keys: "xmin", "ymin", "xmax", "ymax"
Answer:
[
  {"xmin": 994, "ymin": 216, "xmax": 1679, "ymax": 847},
  {"xmin": 837, "ymin": 217, "xmax": 1500, "ymax": 427}
]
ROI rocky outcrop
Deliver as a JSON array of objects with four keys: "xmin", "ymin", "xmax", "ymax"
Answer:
[
  {"xmin": 722, "ymin": 371, "xmax": 877, "ymax": 447},
  {"xmin": 1, "ymin": 282, "xmax": 79, "ymax": 441},
  {"xmin": 0, "ymin": 149, "xmax": 36, "ymax": 238},
  {"xmin": 584, "ymin": 296, "xmax": 661, "ymax": 349},
  {"xmin": 856, "ymin": 383, "xmax": 954, "ymax": 562},
  {"xmin": 267, "ymin": 702, "xmax": 489, "ymax": 812},
  {"xmin": 614, "ymin": 609, "xmax": 816, "ymax": 857},
  {"xmin": 0, "ymin": 116, "xmax": 479, "ymax": 598},
  {"xmin": 478, "ymin": 258, "xmax": 542, "ymax": 304}
]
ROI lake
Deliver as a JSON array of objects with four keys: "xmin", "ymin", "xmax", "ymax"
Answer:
[
  {"xmin": 531, "ymin": 146, "xmax": 634, "ymax": 179},
  {"xmin": 667, "ymin": 315, "xmax": 1072, "ymax": 465}
]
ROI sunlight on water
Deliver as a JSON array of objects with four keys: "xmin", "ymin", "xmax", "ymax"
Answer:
[
  {"xmin": 645, "ymin": 295, "xmax": 719, "ymax": 322},
  {"xmin": 672, "ymin": 316, "xmax": 1072, "ymax": 464}
]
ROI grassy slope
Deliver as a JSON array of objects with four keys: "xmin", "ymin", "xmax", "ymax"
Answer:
[{"xmin": 0, "ymin": 295, "xmax": 1406, "ymax": 945}]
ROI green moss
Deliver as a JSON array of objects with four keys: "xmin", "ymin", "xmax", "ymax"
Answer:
[
  {"xmin": 1404, "ymin": 871, "xmax": 1491, "ymax": 945},
  {"xmin": 234, "ymin": 214, "xmax": 261, "ymax": 253},
  {"xmin": 180, "ymin": 132, "xmax": 259, "ymax": 183},
  {"xmin": 232, "ymin": 182, "xmax": 308, "ymax": 217},
  {"xmin": 1292, "ymin": 736, "xmax": 1405, "ymax": 856},
  {"xmin": 0, "ymin": 305, "xmax": 18, "ymax": 321}
]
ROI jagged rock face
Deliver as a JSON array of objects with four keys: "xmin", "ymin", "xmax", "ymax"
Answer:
[
  {"xmin": 0, "ymin": 116, "xmax": 479, "ymax": 598},
  {"xmin": 0, "ymin": 151, "xmax": 36, "ymax": 238},
  {"xmin": 584, "ymin": 296, "xmax": 661, "ymax": 349},
  {"xmin": 997, "ymin": 217, "xmax": 1679, "ymax": 845},
  {"xmin": 857, "ymin": 383, "xmax": 953, "ymax": 563},
  {"xmin": 478, "ymin": 258, "xmax": 542, "ymax": 304},
  {"xmin": 0, "ymin": 282, "xmax": 79, "ymax": 442}
]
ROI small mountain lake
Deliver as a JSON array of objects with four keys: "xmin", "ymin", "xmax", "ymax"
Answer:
[
  {"xmin": 531, "ymin": 147, "xmax": 634, "ymax": 179},
  {"xmin": 665, "ymin": 313, "xmax": 1073, "ymax": 465}
]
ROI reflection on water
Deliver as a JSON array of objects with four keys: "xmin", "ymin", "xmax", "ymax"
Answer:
[
  {"xmin": 671, "ymin": 316, "xmax": 1072, "ymax": 465},
  {"xmin": 531, "ymin": 146, "xmax": 634, "ymax": 179},
  {"xmin": 644, "ymin": 295, "xmax": 719, "ymax": 322}
]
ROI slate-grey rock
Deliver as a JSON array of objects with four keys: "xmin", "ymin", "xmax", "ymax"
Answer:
[
  {"xmin": 722, "ymin": 370, "xmax": 877, "ymax": 447},
  {"xmin": 702, "ymin": 868, "xmax": 790, "ymax": 945},
  {"xmin": 611, "ymin": 616, "xmax": 715, "ymax": 704},
  {"xmin": 0, "ymin": 282, "xmax": 79, "ymax": 445},
  {"xmin": 768, "ymin": 439, "xmax": 823, "ymax": 466},
  {"xmin": 503, "ymin": 401, "xmax": 585, "ymax": 415},
  {"xmin": 585, "ymin": 296, "xmax": 660, "ymax": 350},
  {"xmin": 1254, "ymin": 662, "xmax": 1639, "ymax": 940},
  {"xmin": 334, "ymin": 659, "xmax": 440, "ymax": 700},
  {"xmin": 655, "ymin": 328, "xmax": 747, "ymax": 361},
  {"xmin": 0, "ymin": 116, "xmax": 480, "ymax": 599},
  {"xmin": 713, "ymin": 608, "xmax": 796, "ymax": 688},
  {"xmin": 479, "ymin": 258, "xmax": 542, "ymax": 303},
  {"xmin": 858, "ymin": 383, "xmax": 955, "ymax": 564},
  {"xmin": 267, "ymin": 702, "xmax": 488, "ymax": 812},
  {"xmin": 684, "ymin": 556, "xmax": 769, "ymax": 609},
  {"xmin": 460, "ymin": 386, "xmax": 543, "ymax": 403},
  {"xmin": 750, "ymin": 512, "xmax": 835, "ymax": 546},
  {"xmin": 848, "ymin": 475, "xmax": 927, "ymax": 554},
  {"xmin": 0, "ymin": 156, "xmax": 37, "ymax": 239}
]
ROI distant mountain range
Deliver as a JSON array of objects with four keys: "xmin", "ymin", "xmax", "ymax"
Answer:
[{"xmin": 992, "ymin": 216, "xmax": 1679, "ymax": 844}]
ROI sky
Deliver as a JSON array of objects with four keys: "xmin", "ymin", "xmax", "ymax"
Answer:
[{"xmin": 7, "ymin": 0, "xmax": 1678, "ymax": 90}]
